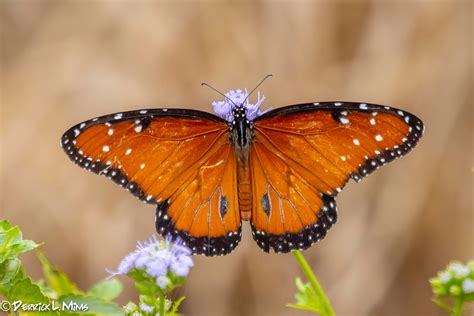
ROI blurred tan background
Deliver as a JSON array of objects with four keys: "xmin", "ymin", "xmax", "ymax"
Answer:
[{"xmin": 1, "ymin": 1, "xmax": 472, "ymax": 315}]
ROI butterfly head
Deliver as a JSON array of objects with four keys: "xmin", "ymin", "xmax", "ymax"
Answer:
[{"xmin": 212, "ymin": 89, "xmax": 266, "ymax": 122}]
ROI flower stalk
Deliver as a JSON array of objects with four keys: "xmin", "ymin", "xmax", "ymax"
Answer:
[{"xmin": 290, "ymin": 250, "xmax": 335, "ymax": 316}]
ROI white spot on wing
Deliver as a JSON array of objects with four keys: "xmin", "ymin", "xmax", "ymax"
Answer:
[
  {"xmin": 334, "ymin": 102, "xmax": 342, "ymax": 106},
  {"xmin": 375, "ymin": 134, "xmax": 383, "ymax": 141},
  {"xmin": 359, "ymin": 103, "xmax": 368, "ymax": 110},
  {"xmin": 339, "ymin": 117, "xmax": 350, "ymax": 124},
  {"xmin": 102, "ymin": 145, "xmax": 110, "ymax": 152},
  {"xmin": 139, "ymin": 110, "xmax": 147, "ymax": 114},
  {"xmin": 114, "ymin": 113, "xmax": 123, "ymax": 119},
  {"xmin": 108, "ymin": 128, "xmax": 114, "ymax": 135},
  {"xmin": 353, "ymin": 138, "xmax": 360, "ymax": 146},
  {"xmin": 341, "ymin": 156, "xmax": 347, "ymax": 161},
  {"xmin": 134, "ymin": 125, "xmax": 143, "ymax": 133},
  {"xmin": 140, "ymin": 163, "xmax": 145, "ymax": 169},
  {"xmin": 370, "ymin": 118, "xmax": 376, "ymax": 125},
  {"xmin": 125, "ymin": 148, "xmax": 132, "ymax": 155}
]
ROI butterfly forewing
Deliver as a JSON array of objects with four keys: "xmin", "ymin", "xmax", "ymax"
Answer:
[
  {"xmin": 61, "ymin": 109, "xmax": 242, "ymax": 256},
  {"xmin": 250, "ymin": 102, "xmax": 423, "ymax": 253}
]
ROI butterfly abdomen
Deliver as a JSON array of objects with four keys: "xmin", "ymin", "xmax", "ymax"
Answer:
[{"xmin": 237, "ymin": 156, "xmax": 252, "ymax": 220}]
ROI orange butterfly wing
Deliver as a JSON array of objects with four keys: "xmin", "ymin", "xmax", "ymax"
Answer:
[
  {"xmin": 250, "ymin": 102, "xmax": 424, "ymax": 253},
  {"xmin": 61, "ymin": 109, "xmax": 241, "ymax": 256}
]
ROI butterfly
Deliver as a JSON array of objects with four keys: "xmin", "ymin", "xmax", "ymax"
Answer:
[{"xmin": 61, "ymin": 81, "xmax": 424, "ymax": 256}]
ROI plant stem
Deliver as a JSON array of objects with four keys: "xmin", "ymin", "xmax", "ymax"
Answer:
[
  {"xmin": 159, "ymin": 291, "xmax": 165, "ymax": 316},
  {"xmin": 432, "ymin": 298, "xmax": 453, "ymax": 313},
  {"xmin": 451, "ymin": 297, "xmax": 464, "ymax": 316},
  {"xmin": 292, "ymin": 250, "xmax": 335, "ymax": 316}
]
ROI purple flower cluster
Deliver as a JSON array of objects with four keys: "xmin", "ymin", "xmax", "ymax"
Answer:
[
  {"xmin": 212, "ymin": 89, "xmax": 268, "ymax": 122},
  {"xmin": 111, "ymin": 235, "xmax": 194, "ymax": 287}
]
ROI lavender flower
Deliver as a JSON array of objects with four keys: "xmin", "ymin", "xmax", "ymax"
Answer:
[
  {"xmin": 117, "ymin": 252, "xmax": 139, "ymax": 275},
  {"xmin": 117, "ymin": 236, "xmax": 192, "ymax": 316},
  {"xmin": 156, "ymin": 275, "xmax": 169, "ymax": 289},
  {"xmin": 170, "ymin": 254, "xmax": 194, "ymax": 277},
  {"xmin": 139, "ymin": 303, "xmax": 153, "ymax": 313},
  {"xmin": 462, "ymin": 278, "xmax": 474, "ymax": 293},
  {"xmin": 110, "ymin": 234, "xmax": 194, "ymax": 279},
  {"xmin": 450, "ymin": 262, "xmax": 470, "ymax": 278},
  {"xmin": 212, "ymin": 88, "xmax": 268, "ymax": 122}
]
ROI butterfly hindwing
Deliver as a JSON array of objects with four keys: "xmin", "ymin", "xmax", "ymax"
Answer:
[
  {"xmin": 61, "ymin": 109, "xmax": 241, "ymax": 256},
  {"xmin": 155, "ymin": 138, "xmax": 242, "ymax": 256},
  {"xmin": 250, "ymin": 139, "xmax": 338, "ymax": 253},
  {"xmin": 250, "ymin": 102, "xmax": 423, "ymax": 253}
]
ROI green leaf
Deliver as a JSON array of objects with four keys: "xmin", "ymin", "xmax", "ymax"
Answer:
[
  {"xmin": 167, "ymin": 272, "xmax": 186, "ymax": 289},
  {"xmin": 0, "ymin": 221, "xmax": 39, "ymax": 263},
  {"xmin": 134, "ymin": 280, "xmax": 160, "ymax": 297},
  {"xmin": 128, "ymin": 269, "xmax": 161, "ymax": 297},
  {"xmin": 127, "ymin": 269, "xmax": 149, "ymax": 283},
  {"xmin": 0, "ymin": 225, "xmax": 25, "ymax": 250},
  {"xmin": 0, "ymin": 257, "xmax": 21, "ymax": 294},
  {"xmin": 287, "ymin": 303, "xmax": 321, "ymax": 313},
  {"xmin": 288, "ymin": 278, "xmax": 323, "ymax": 314},
  {"xmin": 168, "ymin": 296, "xmax": 186, "ymax": 316},
  {"xmin": 7, "ymin": 277, "xmax": 55, "ymax": 315},
  {"xmin": 0, "ymin": 220, "xmax": 13, "ymax": 231},
  {"xmin": 6, "ymin": 278, "xmax": 59, "ymax": 316},
  {"xmin": 464, "ymin": 292, "xmax": 474, "ymax": 302},
  {"xmin": 58, "ymin": 294, "xmax": 125, "ymax": 316},
  {"xmin": 37, "ymin": 251, "xmax": 80, "ymax": 297},
  {"xmin": 9, "ymin": 240, "xmax": 39, "ymax": 256},
  {"xmin": 87, "ymin": 278, "xmax": 123, "ymax": 301}
]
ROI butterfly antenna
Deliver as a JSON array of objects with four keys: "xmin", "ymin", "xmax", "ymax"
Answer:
[
  {"xmin": 242, "ymin": 74, "xmax": 273, "ymax": 105},
  {"xmin": 201, "ymin": 82, "xmax": 238, "ymax": 107}
]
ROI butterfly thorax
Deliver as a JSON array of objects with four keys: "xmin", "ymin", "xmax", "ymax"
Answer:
[
  {"xmin": 230, "ymin": 105, "xmax": 254, "ymax": 220},
  {"xmin": 230, "ymin": 106, "xmax": 253, "ymax": 158}
]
